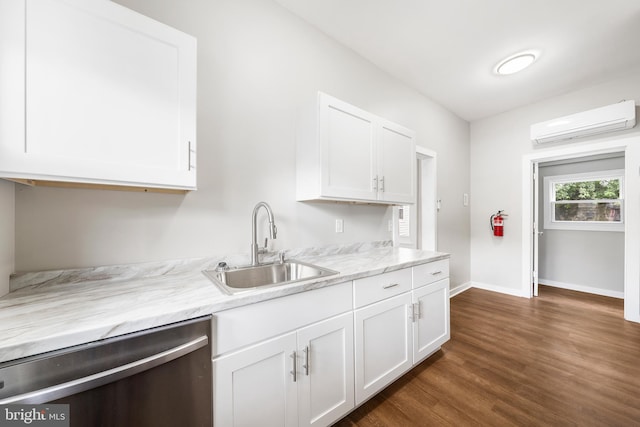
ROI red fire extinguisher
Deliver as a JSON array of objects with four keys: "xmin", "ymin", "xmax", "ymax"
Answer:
[{"xmin": 490, "ymin": 210, "xmax": 506, "ymax": 237}]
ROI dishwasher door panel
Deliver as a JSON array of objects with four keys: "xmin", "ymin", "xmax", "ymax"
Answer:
[{"xmin": 0, "ymin": 316, "xmax": 212, "ymax": 427}]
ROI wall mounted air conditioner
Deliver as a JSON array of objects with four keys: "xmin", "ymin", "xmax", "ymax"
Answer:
[{"xmin": 530, "ymin": 100, "xmax": 636, "ymax": 144}]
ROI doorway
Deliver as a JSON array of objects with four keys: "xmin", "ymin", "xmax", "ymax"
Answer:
[
  {"xmin": 521, "ymin": 136, "xmax": 640, "ymax": 322},
  {"xmin": 536, "ymin": 153, "xmax": 625, "ymax": 299}
]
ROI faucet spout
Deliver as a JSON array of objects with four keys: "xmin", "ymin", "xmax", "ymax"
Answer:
[{"xmin": 251, "ymin": 202, "xmax": 277, "ymax": 266}]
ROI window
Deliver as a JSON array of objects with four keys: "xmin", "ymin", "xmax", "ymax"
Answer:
[
  {"xmin": 392, "ymin": 205, "xmax": 415, "ymax": 248},
  {"xmin": 543, "ymin": 169, "xmax": 624, "ymax": 232},
  {"xmin": 398, "ymin": 205, "xmax": 411, "ymax": 238}
]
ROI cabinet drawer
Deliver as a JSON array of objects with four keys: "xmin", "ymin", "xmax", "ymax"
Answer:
[
  {"xmin": 353, "ymin": 268, "xmax": 412, "ymax": 308},
  {"xmin": 413, "ymin": 259, "xmax": 449, "ymax": 289}
]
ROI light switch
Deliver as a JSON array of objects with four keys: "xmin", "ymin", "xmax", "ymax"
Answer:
[
  {"xmin": 335, "ymin": 219, "xmax": 344, "ymax": 233},
  {"xmin": 463, "ymin": 193, "xmax": 469, "ymax": 206}
]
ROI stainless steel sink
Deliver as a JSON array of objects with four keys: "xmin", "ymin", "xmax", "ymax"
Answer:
[{"xmin": 203, "ymin": 260, "xmax": 339, "ymax": 294}]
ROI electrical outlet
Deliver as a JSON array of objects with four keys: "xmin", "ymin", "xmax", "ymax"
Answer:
[{"xmin": 335, "ymin": 219, "xmax": 344, "ymax": 233}]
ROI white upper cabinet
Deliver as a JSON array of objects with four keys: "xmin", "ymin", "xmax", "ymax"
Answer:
[
  {"xmin": 297, "ymin": 92, "xmax": 416, "ymax": 205},
  {"xmin": 377, "ymin": 119, "xmax": 416, "ymax": 203},
  {"xmin": 319, "ymin": 95, "xmax": 377, "ymax": 201},
  {"xmin": 0, "ymin": 0, "xmax": 197, "ymax": 191}
]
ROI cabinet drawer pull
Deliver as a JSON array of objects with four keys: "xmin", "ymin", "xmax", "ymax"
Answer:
[
  {"xmin": 290, "ymin": 351, "xmax": 297, "ymax": 382},
  {"xmin": 430, "ymin": 271, "xmax": 443, "ymax": 276},
  {"xmin": 383, "ymin": 283, "xmax": 399, "ymax": 289}
]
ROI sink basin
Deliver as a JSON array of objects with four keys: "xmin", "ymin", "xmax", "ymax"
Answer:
[{"xmin": 203, "ymin": 260, "xmax": 339, "ymax": 294}]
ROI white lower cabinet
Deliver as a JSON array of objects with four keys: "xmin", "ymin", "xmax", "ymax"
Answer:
[
  {"xmin": 297, "ymin": 313, "xmax": 355, "ymax": 426},
  {"xmin": 212, "ymin": 258, "xmax": 450, "ymax": 426},
  {"xmin": 354, "ymin": 292, "xmax": 413, "ymax": 405},
  {"xmin": 213, "ymin": 312, "xmax": 354, "ymax": 427},
  {"xmin": 213, "ymin": 332, "xmax": 298, "ymax": 427},
  {"xmin": 412, "ymin": 278, "xmax": 450, "ymax": 363},
  {"xmin": 353, "ymin": 262, "xmax": 451, "ymax": 406}
]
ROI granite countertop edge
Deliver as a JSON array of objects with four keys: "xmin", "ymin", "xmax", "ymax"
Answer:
[{"xmin": 0, "ymin": 243, "xmax": 449, "ymax": 364}]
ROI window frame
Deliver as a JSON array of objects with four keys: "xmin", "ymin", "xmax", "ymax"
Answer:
[{"xmin": 543, "ymin": 169, "xmax": 624, "ymax": 232}]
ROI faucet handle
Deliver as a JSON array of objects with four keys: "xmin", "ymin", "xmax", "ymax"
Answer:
[
  {"xmin": 278, "ymin": 251, "xmax": 285, "ymax": 264},
  {"xmin": 215, "ymin": 261, "xmax": 230, "ymax": 272},
  {"xmin": 258, "ymin": 238, "xmax": 269, "ymax": 255}
]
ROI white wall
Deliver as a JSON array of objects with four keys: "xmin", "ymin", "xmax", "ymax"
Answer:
[
  {"xmin": 538, "ymin": 156, "xmax": 625, "ymax": 297},
  {"xmin": 13, "ymin": 0, "xmax": 470, "ymax": 288},
  {"xmin": 470, "ymin": 72, "xmax": 640, "ymax": 297},
  {"xmin": 0, "ymin": 180, "xmax": 14, "ymax": 297}
]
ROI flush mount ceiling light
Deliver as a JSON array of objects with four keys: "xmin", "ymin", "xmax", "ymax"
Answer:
[{"xmin": 495, "ymin": 51, "xmax": 538, "ymax": 75}]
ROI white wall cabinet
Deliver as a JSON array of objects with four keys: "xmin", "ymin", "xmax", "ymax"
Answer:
[
  {"xmin": 0, "ymin": 0, "xmax": 197, "ymax": 191},
  {"xmin": 297, "ymin": 92, "xmax": 416, "ymax": 205},
  {"xmin": 213, "ymin": 313, "xmax": 354, "ymax": 427}
]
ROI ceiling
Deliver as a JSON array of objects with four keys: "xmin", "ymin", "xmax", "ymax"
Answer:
[{"xmin": 273, "ymin": 0, "xmax": 640, "ymax": 121}]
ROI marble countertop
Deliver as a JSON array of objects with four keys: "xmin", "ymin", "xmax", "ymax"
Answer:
[{"xmin": 0, "ymin": 242, "xmax": 449, "ymax": 364}]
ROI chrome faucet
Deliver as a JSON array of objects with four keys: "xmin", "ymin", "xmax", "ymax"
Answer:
[{"xmin": 250, "ymin": 202, "xmax": 278, "ymax": 266}]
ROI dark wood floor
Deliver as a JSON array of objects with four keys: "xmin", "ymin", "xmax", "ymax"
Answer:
[{"xmin": 335, "ymin": 286, "xmax": 640, "ymax": 426}]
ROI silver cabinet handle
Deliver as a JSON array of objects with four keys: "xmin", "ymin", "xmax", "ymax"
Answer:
[
  {"xmin": 383, "ymin": 283, "xmax": 399, "ymax": 289},
  {"xmin": 188, "ymin": 141, "xmax": 196, "ymax": 171},
  {"xmin": 431, "ymin": 271, "xmax": 443, "ymax": 276},
  {"xmin": 372, "ymin": 176, "xmax": 378, "ymax": 191},
  {"xmin": 290, "ymin": 351, "xmax": 297, "ymax": 383},
  {"xmin": 380, "ymin": 176, "xmax": 385, "ymax": 192},
  {"xmin": 303, "ymin": 346, "xmax": 309, "ymax": 376},
  {"xmin": 0, "ymin": 335, "xmax": 208, "ymax": 405},
  {"xmin": 409, "ymin": 303, "xmax": 421, "ymax": 322}
]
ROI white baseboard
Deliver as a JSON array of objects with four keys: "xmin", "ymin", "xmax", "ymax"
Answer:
[
  {"xmin": 449, "ymin": 281, "xmax": 471, "ymax": 297},
  {"xmin": 471, "ymin": 281, "xmax": 530, "ymax": 298},
  {"xmin": 538, "ymin": 278, "xmax": 623, "ymax": 299}
]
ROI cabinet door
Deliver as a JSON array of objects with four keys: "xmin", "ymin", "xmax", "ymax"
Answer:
[
  {"xmin": 413, "ymin": 279, "xmax": 450, "ymax": 363},
  {"xmin": 0, "ymin": 0, "xmax": 196, "ymax": 190},
  {"xmin": 297, "ymin": 313, "xmax": 355, "ymax": 427},
  {"xmin": 377, "ymin": 119, "xmax": 416, "ymax": 204},
  {"xmin": 213, "ymin": 333, "xmax": 298, "ymax": 427},
  {"xmin": 319, "ymin": 93, "xmax": 378, "ymax": 201},
  {"xmin": 354, "ymin": 292, "xmax": 412, "ymax": 405}
]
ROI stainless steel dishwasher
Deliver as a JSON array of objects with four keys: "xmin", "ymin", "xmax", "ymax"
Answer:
[{"xmin": 0, "ymin": 315, "xmax": 212, "ymax": 427}]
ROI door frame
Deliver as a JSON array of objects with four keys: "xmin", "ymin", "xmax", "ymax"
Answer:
[
  {"xmin": 393, "ymin": 146, "xmax": 437, "ymax": 250},
  {"xmin": 417, "ymin": 146, "xmax": 438, "ymax": 251},
  {"xmin": 521, "ymin": 136, "xmax": 640, "ymax": 322}
]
